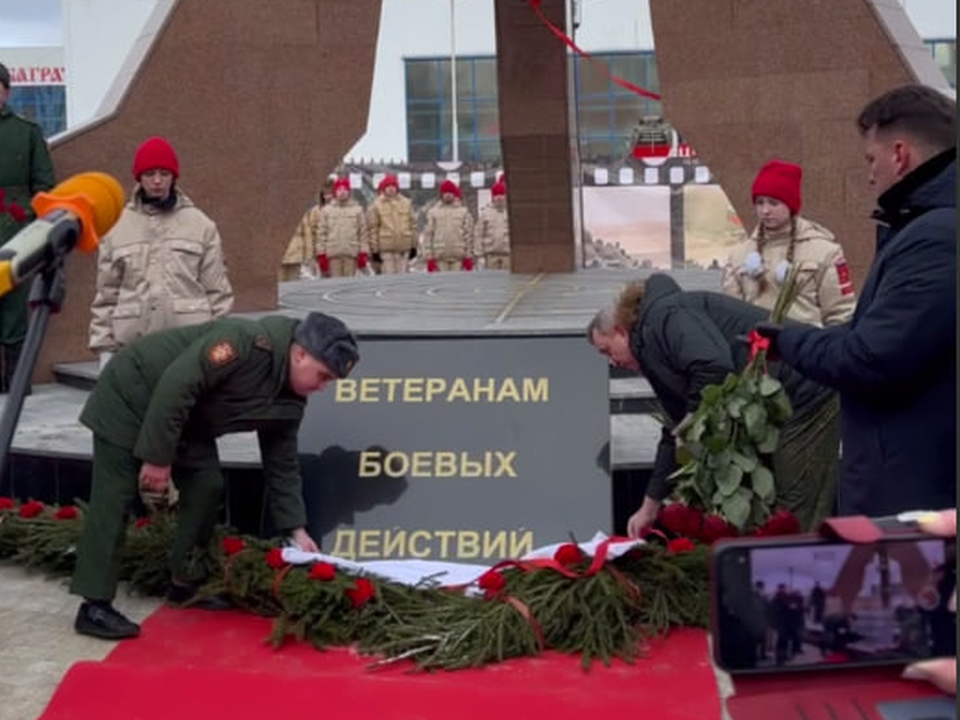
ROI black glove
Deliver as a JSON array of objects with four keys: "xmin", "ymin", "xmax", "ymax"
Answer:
[
  {"xmin": 408, "ymin": 247, "xmax": 418, "ymax": 260},
  {"xmin": 748, "ymin": 322, "xmax": 783, "ymax": 362},
  {"xmin": 753, "ymin": 322, "xmax": 782, "ymax": 344}
]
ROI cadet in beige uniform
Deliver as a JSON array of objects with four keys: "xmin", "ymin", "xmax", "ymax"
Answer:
[
  {"xmin": 722, "ymin": 160, "xmax": 856, "ymax": 327},
  {"xmin": 423, "ymin": 180, "xmax": 474, "ymax": 272},
  {"xmin": 90, "ymin": 137, "xmax": 234, "ymax": 368},
  {"xmin": 368, "ymin": 174, "xmax": 416, "ymax": 274},
  {"xmin": 280, "ymin": 178, "xmax": 333, "ymax": 281},
  {"xmin": 476, "ymin": 180, "xmax": 510, "ymax": 270},
  {"xmin": 315, "ymin": 177, "xmax": 369, "ymax": 278}
]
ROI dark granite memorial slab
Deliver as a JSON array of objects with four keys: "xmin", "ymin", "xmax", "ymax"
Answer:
[{"xmin": 295, "ymin": 334, "xmax": 611, "ymax": 563}]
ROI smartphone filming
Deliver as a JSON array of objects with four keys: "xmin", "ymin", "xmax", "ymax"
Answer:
[{"xmin": 711, "ymin": 533, "xmax": 957, "ymax": 675}]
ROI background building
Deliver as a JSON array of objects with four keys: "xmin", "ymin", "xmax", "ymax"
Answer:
[
  {"xmin": 0, "ymin": 0, "xmax": 955, "ymax": 271},
  {"xmin": 0, "ymin": 46, "xmax": 66, "ymax": 137}
]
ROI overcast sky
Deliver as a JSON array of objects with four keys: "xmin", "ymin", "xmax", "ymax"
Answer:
[{"xmin": 0, "ymin": 0, "xmax": 955, "ymax": 46}]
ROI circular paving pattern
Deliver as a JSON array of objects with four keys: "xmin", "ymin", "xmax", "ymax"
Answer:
[{"xmin": 279, "ymin": 268, "xmax": 722, "ymax": 335}]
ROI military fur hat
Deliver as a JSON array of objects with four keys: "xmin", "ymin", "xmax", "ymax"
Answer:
[
  {"xmin": 0, "ymin": 63, "xmax": 10, "ymax": 91},
  {"xmin": 294, "ymin": 312, "xmax": 359, "ymax": 378}
]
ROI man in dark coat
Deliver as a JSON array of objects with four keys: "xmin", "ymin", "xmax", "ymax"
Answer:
[
  {"xmin": 0, "ymin": 61, "xmax": 56, "ymax": 391},
  {"xmin": 588, "ymin": 273, "xmax": 839, "ymax": 536},
  {"xmin": 70, "ymin": 312, "xmax": 359, "ymax": 640},
  {"xmin": 756, "ymin": 85, "xmax": 956, "ymax": 516}
]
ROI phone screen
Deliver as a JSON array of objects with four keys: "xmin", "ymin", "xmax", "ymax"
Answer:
[{"xmin": 713, "ymin": 536, "xmax": 956, "ymax": 673}]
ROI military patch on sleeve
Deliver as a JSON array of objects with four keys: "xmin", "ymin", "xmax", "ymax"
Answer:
[
  {"xmin": 835, "ymin": 257, "xmax": 854, "ymax": 296},
  {"xmin": 254, "ymin": 335, "xmax": 273, "ymax": 351},
  {"xmin": 207, "ymin": 341, "xmax": 238, "ymax": 366}
]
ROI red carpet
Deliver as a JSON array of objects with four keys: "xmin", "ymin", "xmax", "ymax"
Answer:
[{"xmin": 40, "ymin": 607, "xmax": 722, "ymax": 719}]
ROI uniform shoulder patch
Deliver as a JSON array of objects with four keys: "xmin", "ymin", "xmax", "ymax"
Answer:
[
  {"xmin": 834, "ymin": 256, "xmax": 854, "ymax": 296},
  {"xmin": 207, "ymin": 341, "xmax": 238, "ymax": 366},
  {"xmin": 254, "ymin": 335, "xmax": 273, "ymax": 351}
]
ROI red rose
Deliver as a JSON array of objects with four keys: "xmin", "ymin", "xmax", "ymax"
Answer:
[
  {"xmin": 666, "ymin": 537, "xmax": 696, "ymax": 554},
  {"xmin": 54, "ymin": 506, "xmax": 79, "ymax": 520},
  {"xmin": 553, "ymin": 543, "xmax": 584, "ymax": 567},
  {"xmin": 699, "ymin": 514, "xmax": 739, "ymax": 544},
  {"xmin": 18, "ymin": 500, "xmax": 44, "ymax": 518},
  {"xmin": 0, "ymin": 497, "xmax": 15, "ymax": 510},
  {"xmin": 345, "ymin": 577, "xmax": 375, "ymax": 608},
  {"xmin": 221, "ymin": 537, "xmax": 245, "ymax": 556},
  {"xmin": 134, "ymin": 517, "xmax": 152, "ymax": 529},
  {"xmin": 309, "ymin": 562, "xmax": 337, "ymax": 581},
  {"xmin": 755, "ymin": 510, "xmax": 801, "ymax": 537},
  {"xmin": 477, "ymin": 569, "xmax": 506, "ymax": 598},
  {"xmin": 8, "ymin": 203, "xmax": 27, "ymax": 224},
  {"xmin": 265, "ymin": 548, "xmax": 287, "ymax": 569},
  {"xmin": 658, "ymin": 503, "xmax": 704, "ymax": 538}
]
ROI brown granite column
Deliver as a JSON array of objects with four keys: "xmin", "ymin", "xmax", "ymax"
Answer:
[
  {"xmin": 494, "ymin": 0, "xmax": 576, "ymax": 273},
  {"xmin": 648, "ymin": 0, "xmax": 952, "ymax": 289},
  {"xmin": 36, "ymin": 0, "xmax": 381, "ymax": 381}
]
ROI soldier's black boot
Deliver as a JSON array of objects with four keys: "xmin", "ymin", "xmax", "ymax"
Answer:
[{"xmin": 74, "ymin": 600, "xmax": 141, "ymax": 639}]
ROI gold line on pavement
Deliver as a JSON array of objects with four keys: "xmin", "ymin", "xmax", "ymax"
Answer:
[{"xmin": 493, "ymin": 273, "xmax": 545, "ymax": 324}]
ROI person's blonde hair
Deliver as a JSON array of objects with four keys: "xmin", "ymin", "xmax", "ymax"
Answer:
[
  {"xmin": 586, "ymin": 280, "xmax": 646, "ymax": 343},
  {"xmin": 755, "ymin": 215, "xmax": 798, "ymax": 294}
]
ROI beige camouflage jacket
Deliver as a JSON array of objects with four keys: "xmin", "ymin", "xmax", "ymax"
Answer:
[
  {"xmin": 424, "ymin": 201, "xmax": 474, "ymax": 260},
  {"xmin": 283, "ymin": 205, "xmax": 322, "ymax": 267},
  {"xmin": 476, "ymin": 204, "xmax": 510, "ymax": 256},
  {"xmin": 89, "ymin": 189, "xmax": 234, "ymax": 352},
  {"xmin": 368, "ymin": 194, "xmax": 416, "ymax": 254},
  {"xmin": 721, "ymin": 216, "xmax": 856, "ymax": 327},
  {"xmin": 315, "ymin": 200, "xmax": 369, "ymax": 258}
]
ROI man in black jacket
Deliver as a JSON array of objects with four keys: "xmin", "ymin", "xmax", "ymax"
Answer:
[
  {"xmin": 756, "ymin": 85, "xmax": 956, "ymax": 516},
  {"xmin": 588, "ymin": 274, "xmax": 839, "ymax": 536}
]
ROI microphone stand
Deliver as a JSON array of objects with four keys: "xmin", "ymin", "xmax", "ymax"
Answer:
[{"xmin": 0, "ymin": 217, "xmax": 79, "ymax": 481}]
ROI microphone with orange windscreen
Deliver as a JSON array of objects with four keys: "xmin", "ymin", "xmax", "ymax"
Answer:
[{"xmin": 0, "ymin": 172, "xmax": 125, "ymax": 297}]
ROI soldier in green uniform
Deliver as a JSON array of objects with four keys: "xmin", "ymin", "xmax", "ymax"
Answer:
[
  {"xmin": 0, "ymin": 62, "xmax": 56, "ymax": 391},
  {"xmin": 70, "ymin": 311, "xmax": 360, "ymax": 640}
]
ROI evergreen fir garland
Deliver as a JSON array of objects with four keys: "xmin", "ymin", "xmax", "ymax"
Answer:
[{"xmin": 0, "ymin": 498, "xmax": 716, "ymax": 671}]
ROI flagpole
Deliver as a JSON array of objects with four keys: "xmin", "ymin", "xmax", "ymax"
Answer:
[{"xmin": 450, "ymin": 0, "xmax": 459, "ymax": 162}]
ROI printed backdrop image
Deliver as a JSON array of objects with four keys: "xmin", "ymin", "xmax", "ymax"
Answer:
[
  {"xmin": 582, "ymin": 186, "xmax": 671, "ymax": 269},
  {"xmin": 683, "ymin": 184, "xmax": 747, "ymax": 268}
]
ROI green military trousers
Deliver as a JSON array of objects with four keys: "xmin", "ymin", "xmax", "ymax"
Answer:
[
  {"xmin": 70, "ymin": 435, "xmax": 225, "ymax": 601},
  {"xmin": 772, "ymin": 394, "xmax": 841, "ymax": 532},
  {"xmin": 0, "ymin": 282, "xmax": 28, "ymax": 345}
]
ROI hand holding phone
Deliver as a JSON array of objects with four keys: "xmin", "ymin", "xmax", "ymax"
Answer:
[
  {"xmin": 901, "ymin": 510, "xmax": 957, "ymax": 695},
  {"xmin": 711, "ymin": 522, "xmax": 956, "ymax": 677}
]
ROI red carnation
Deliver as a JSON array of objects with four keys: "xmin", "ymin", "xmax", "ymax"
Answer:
[
  {"xmin": 7, "ymin": 203, "xmax": 27, "ymax": 224},
  {"xmin": 18, "ymin": 500, "xmax": 44, "ymax": 518},
  {"xmin": 345, "ymin": 577, "xmax": 375, "ymax": 608},
  {"xmin": 0, "ymin": 497, "xmax": 15, "ymax": 510},
  {"xmin": 755, "ymin": 510, "xmax": 801, "ymax": 537},
  {"xmin": 265, "ymin": 548, "xmax": 287, "ymax": 569},
  {"xmin": 667, "ymin": 537, "xmax": 696, "ymax": 554},
  {"xmin": 658, "ymin": 503, "xmax": 704, "ymax": 538},
  {"xmin": 553, "ymin": 543, "xmax": 584, "ymax": 567},
  {"xmin": 477, "ymin": 569, "xmax": 506, "ymax": 598},
  {"xmin": 309, "ymin": 562, "xmax": 337, "ymax": 581},
  {"xmin": 54, "ymin": 506, "xmax": 79, "ymax": 520},
  {"xmin": 221, "ymin": 537, "xmax": 245, "ymax": 556},
  {"xmin": 698, "ymin": 514, "xmax": 739, "ymax": 544},
  {"xmin": 134, "ymin": 517, "xmax": 152, "ymax": 529}
]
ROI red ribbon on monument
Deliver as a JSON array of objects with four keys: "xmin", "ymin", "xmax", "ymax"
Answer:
[{"xmin": 527, "ymin": 0, "xmax": 662, "ymax": 102}]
